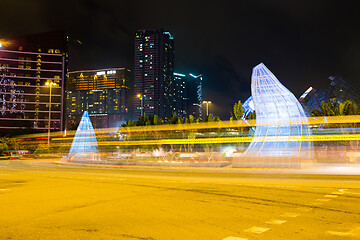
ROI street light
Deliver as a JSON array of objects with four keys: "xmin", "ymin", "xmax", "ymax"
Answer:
[
  {"xmin": 202, "ymin": 101, "xmax": 212, "ymax": 116},
  {"xmin": 137, "ymin": 94, "xmax": 143, "ymax": 117},
  {"xmin": 45, "ymin": 81, "xmax": 56, "ymax": 149}
]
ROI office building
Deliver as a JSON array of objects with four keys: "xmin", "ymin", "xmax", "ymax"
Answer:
[
  {"xmin": 133, "ymin": 29, "xmax": 174, "ymax": 120},
  {"xmin": 66, "ymin": 68, "xmax": 132, "ymax": 129},
  {"xmin": 173, "ymin": 72, "xmax": 202, "ymax": 118},
  {"xmin": 0, "ymin": 31, "xmax": 67, "ymax": 133}
]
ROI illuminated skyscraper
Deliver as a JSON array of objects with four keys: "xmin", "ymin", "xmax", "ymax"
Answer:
[
  {"xmin": 173, "ymin": 72, "xmax": 202, "ymax": 118},
  {"xmin": 66, "ymin": 68, "xmax": 132, "ymax": 129},
  {"xmin": 133, "ymin": 29, "xmax": 174, "ymax": 120},
  {"xmin": 0, "ymin": 31, "xmax": 67, "ymax": 134}
]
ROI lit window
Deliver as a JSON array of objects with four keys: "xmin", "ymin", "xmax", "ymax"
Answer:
[{"xmin": 48, "ymin": 49, "xmax": 54, "ymax": 53}]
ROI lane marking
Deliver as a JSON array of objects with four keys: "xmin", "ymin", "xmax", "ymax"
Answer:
[
  {"xmin": 281, "ymin": 213, "xmax": 300, "ymax": 218},
  {"xmin": 223, "ymin": 237, "xmax": 248, "ymax": 240},
  {"xmin": 297, "ymin": 207, "xmax": 311, "ymax": 212},
  {"xmin": 244, "ymin": 226, "xmax": 270, "ymax": 234},
  {"xmin": 307, "ymin": 202, "xmax": 322, "ymax": 206},
  {"xmin": 316, "ymin": 198, "xmax": 331, "ymax": 202},
  {"xmin": 339, "ymin": 189, "xmax": 360, "ymax": 195},
  {"xmin": 332, "ymin": 192, "xmax": 344, "ymax": 195},
  {"xmin": 327, "ymin": 231, "xmax": 354, "ymax": 236},
  {"xmin": 265, "ymin": 219, "xmax": 287, "ymax": 225},
  {"xmin": 326, "ymin": 227, "xmax": 360, "ymax": 237},
  {"xmin": 324, "ymin": 195, "xmax": 338, "ymax": 198}
]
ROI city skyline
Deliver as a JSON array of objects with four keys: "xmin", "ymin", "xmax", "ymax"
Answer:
[{"xmin": 1, "ymin": 1, "xmax": 359, "ymax": 119}]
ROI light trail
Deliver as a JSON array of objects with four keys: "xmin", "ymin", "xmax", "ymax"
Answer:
[
  {"xmin": 46, "ymin": 133, "xmax": 360, "ymax": 147},
  {"xmin": 16, "ymin": 115, "xmax": 360, "ymax": 139}
]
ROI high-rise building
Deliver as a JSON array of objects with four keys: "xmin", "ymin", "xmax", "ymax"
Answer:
[
  {"xmin": 0, "ymin": 31, "xmax": 67, "ymax": 134},
  {"xmin": 133, "ymin": 29, "xmax": 174, "ymax": 120},
  {"xmin": 173, "ymin": 72, "xmax": 202, "ymax": 118},
  {"xmin": 66, "ymin": 68, "xmax": 132, "ymax": 129}
]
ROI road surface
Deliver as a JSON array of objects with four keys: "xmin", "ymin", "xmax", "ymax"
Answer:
[{"xmin": 0, "ymin": 160, "xmax": 359, "ymax": 239}]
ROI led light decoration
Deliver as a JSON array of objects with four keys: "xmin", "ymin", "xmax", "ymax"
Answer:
[
  {"xmin": 67, "ymin": 111, "xmax": 100, "ymax": 161},
  {"xmin": 239, "ymin": 63, "xmax": 312, "ymax": 168},
  {"xmin": 0, "ymin": 76, "xmax": 25, "ymax": 116}
]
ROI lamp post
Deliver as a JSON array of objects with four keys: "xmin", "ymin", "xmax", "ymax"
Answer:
[
  {"xmin": 46, "ymin": 81, "xmax": 56, "ymax": 149},
  {"xmin": 202, "ymin": 101, "xmax": 212, "ymax": 116},
  {"xmin": 137, "ymin": 94, "xmax": 143, "ymax": 117}
]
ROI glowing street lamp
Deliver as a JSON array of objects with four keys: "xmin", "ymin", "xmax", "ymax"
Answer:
[
  {"xmin": 45, "ymin": 81, "xmax": 56, "ymax": 149},
  {"xmin": 137, "ymin": 94, "xmax": 144, "ymax": 117},
  {"xmin": 202, "ymin": 101, "xmax": 212, "ymax": 116}
]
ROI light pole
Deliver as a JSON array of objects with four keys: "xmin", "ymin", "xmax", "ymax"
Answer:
[
  {"xmin": 46, "ymin": 81, "xmax": 56, "ymax": 149},
  {"xmin": 202, "ymin": 101, "xmax": 212, "ymax": 116},
  {"xmin": 137, "ymin": 94, "xmax": 143, "ymax": 117}
]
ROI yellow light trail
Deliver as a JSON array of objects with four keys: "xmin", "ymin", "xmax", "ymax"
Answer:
[
  {"xmin": 47, "ymin": 134, "xmax": 360, "ymax": 147},
  {"xmin": 16, "ymin": 115, "xmax": 360, "ymax": 139}
]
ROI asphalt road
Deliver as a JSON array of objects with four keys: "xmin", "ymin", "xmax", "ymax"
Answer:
[{"xmin": 0, "ymin": 160, "xmax": 360, "ymax": 240}]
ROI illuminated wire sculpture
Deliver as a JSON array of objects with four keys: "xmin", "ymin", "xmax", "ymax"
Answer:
[
  {"xmin": 68, "ymin": 111, "xmax": 100, "ymax": 161},
  {"xmin": 238, "ymin": 63, "xmax": 312, "ymax": 168}
]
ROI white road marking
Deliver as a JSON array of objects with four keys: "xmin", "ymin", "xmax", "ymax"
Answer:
[
  {"xmin": 307, "ymin": 202, "xmax": 323, "ymax": 206},
  {"xmin": 332, "ymin": 192, "xmax": 344, "ymax": 195},
  {"xmin": 339, "ymin": 189, "xmax": 360, "ymax": 195},
  {"xmin": 281, "ymin": 213, "xmax": 300, "ymax": 218},
  {"xmin": 244, "ymin": 226, "xmax": 270, "ymax": 234},
  {"xmin": 223, "ymin": 237, "xmax": 248, "ymax": 240},
  {"xmin": 265, "ymin": 219, "xmax": 287, "ymax": 225},
  {"xmin": 327, "ymin": 230, "xmax": 354, "ymax": 236},
  {"xmin": 324, "ymin": 195, "xmax": 338, "ymax": 198},
  {"xmin": 297, "ymin": 207, "xmax": 311, "ymax": 212},
  {"xmin": 316, "ymin": 198, "xmax": 331, "ymax": 202},
  {"xmin": 326, "ymin": 227, "xmax": 360, "ymax": 237}
]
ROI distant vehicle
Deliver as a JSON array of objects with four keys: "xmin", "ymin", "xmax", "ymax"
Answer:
[{"xmin": 2, "ymin": 150, "xmax": 30, "ymax": 159}]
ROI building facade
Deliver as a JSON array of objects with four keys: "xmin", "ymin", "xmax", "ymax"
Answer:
[
  {"xmin": 0, "ymin": 31, "xmax": 67, "ymax": 134},
  {"xmin": 133, "ymin": 29, "xmax": 174, "ymax": 120},
  {"xmin": 66, "ymin": 68, "xmax": 132, "ymax": 129},
  {"xmin": 173, "ymin": 72, "xmax": 202, "ymax": 118}
]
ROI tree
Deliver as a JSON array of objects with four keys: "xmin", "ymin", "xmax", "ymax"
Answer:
[
  {"xmin": 136, "ymin": 113, "xmax": 151, "ymax": 126},
  {"xmin": 121, "ymin": 119, "xmax": 136, "ymax": 127},
  {"xmin": 166, "ymin": 112, "xmax": 183, "ymax": 124},
  {"xmin": 151, "ymin": 114, "xmax": 164, "ymax": 125},
  {"xmin": 311, "ymin": 100, "xmax": 360, "ymax": 117},
  {"xmin": 248, "ymin": 111, "xmax": 256, "ymax": 120},
  {"xmin": 185, "ymin": 115, "xmax": 195, "ymax": 124},
  {"xmin": 338, "ymin": 100, "xmax": 359, "ymax": 115},
  {"xmin": 204, "ymin": 113, "xmax": 221, "ymax": 122},
  {"xmin": 311, "ymin": 109, "xmax": 322, "ymax": 117},
  {"xmin": 231, "ymin": 100, "xmax": 245, "ymax": 120},
  {"xmin": 0, "ymin": 140, "xmax": 9, "ymax": 155}
]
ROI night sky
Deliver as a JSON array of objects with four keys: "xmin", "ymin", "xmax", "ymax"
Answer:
[{"xmin": 1, "ymin": 0, "xmax": 360, "ymax": 119}]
